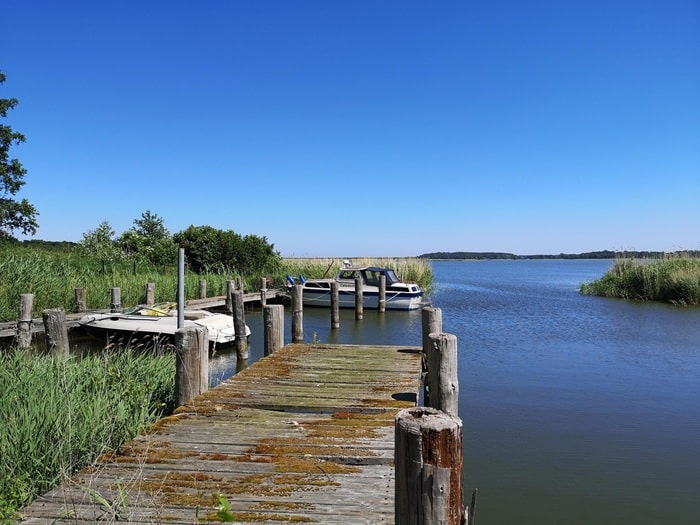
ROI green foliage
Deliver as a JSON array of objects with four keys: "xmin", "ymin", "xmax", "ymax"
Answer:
[
  {"xmin": 173, "ymin": 225, "xmax": 281, "ymax": 276},
  {"xmin": 581, "ymin": 257, "xmax": 700, "ymax": 305},
  {"xmin": 76, "ymin": 220, "xmax": 122, "ymax": 262},
  {"xmin": 0, "ymin": 70, "xmax": 39, "ymax": 240},
  {"xmin": 0, "ymin": 349, "xmax": 175, "ymax": 521},
  {"xmin": 117, "ymin": 210, "xmax": 177, "ymax": 266}
]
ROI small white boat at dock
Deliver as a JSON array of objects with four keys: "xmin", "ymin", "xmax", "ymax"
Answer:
[{"xmin": 291, "ymin": 261, "xmax": 424, "ymax": 310}]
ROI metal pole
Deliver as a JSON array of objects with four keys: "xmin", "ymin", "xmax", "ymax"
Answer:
[{"xmin": 177, "ymin": 247, "xmax": 185, "ymax": 329}]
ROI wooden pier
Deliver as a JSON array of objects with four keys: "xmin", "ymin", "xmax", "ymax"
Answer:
[{"xmin": 19, "ymin": 342, "xmax": 423, "ymax": 524}]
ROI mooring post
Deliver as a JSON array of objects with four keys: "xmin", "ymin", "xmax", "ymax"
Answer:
[
  {"xmin": 379, "ymin": 274, "xmax": 386, "ymax": 312},
  {"xmin": 42, "ymin": 308, "xmax": 70, "ymax": 356},
  {"xmin": 15, "ymin": 293, "xmax": 34, "ymax": 348},
  {"xmin": 354, "ymin": 274, "xmax": 363, "ymax": 320},
  {"xmin": 395, "ymin": 407, "xmax": 464, "ymax": 525},
  {"xmin": 260, "ymin": 277, "xmax": 267, "ymax": 307},
  {"xmin": 427, "ymin": 332, "xmax": 459, "ymax": 418},
  {"xmin": 110, "ymin": 287, "xmax": 121, "ymax": 313},
  {"xmin": 74, "ymin": 288, "xmax": 86, "ymax": 313},
  {"xmin": 145, "ymin": 282, "xmax": 156, "ymax": 306},
  {"xmin": 421, "ymin": 307, "xmax": 443, "ymax": 405},
  {"xmin": 237, "ymin": 275, "xmax": 244, "ymax": 292},
  {"xmin": 198, "ymin": 279, "xmax": 207, "ymax": 299},
  {"xmin": 291, "ymin": 284, "xmax": 304, "ymax": 343},
  {"xmin": 225, "ymin": 280, "xmax": 234, "ymax": 315},
  {"xmin": 263, "ymin": 304, "xmax": 284, "ymax": 356},
  {"xmin": 330, "ymin": 281, "xmax": 340, "ymax": 329},
  {"xmin": 175, "ymin": 325, "xmax": 209, "ymax": 406},
  {"xmin": 232, "ymin": 290, "xmax": 248, "ymax": 359}
]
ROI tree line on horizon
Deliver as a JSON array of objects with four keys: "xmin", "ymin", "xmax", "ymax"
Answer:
[{"xmin": 418, "ymin": 250, "xmax": 700, "ymax": 260}]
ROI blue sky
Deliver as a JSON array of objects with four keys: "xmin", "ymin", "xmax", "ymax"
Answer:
[{"xmin": 3, "ymin": 0, "xmax": 698, "ymax": 257}]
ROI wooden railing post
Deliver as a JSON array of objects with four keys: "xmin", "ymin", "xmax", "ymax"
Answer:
[
  {"xmin": 427, "ymin": 332, "xmax": 459, "ymax": 418},
  {"xmin": 291, "ymin": 284, "xmax": 303, "ymax": 343},
  {"xmin": 110, "ymin": 287, "xmax": 121, "ymax": 313},
  {"xmin": 354, "ymin": 274, "xmax": 363, "ymax": 320},
  {"xmin": 395, "ymin": 407, "xmax": 464, "ymax": 525},
  {"xmin": 145, "ymin": 282, "xmax": 156, "ymax": 305},
  {"xmin": 330, "ymin": 281, "xmax": 340, "ymax": 329},
  {"xmin": 15, "ymin": 293, "xmax": 34, "ymax": 348},
  {"xmin": 175, "ymin": 325, "xmax": 208, "ymax": 406},
  {"xmin": 74, "ymin": 288, "xmax": 86, "ymax": 312},
  {"xmin": 263, "ymin": 304, "xmax": 284, "ymax": 356},
  {"xmin": 43, "ymin": 308, "xmax": 69, "ymax": 356},
  {"xmin": 232, "ymin": 290, "xmax": 248, "ymax": 359}
]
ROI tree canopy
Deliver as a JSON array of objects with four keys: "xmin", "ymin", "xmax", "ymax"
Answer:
[{"xmin": 0, "ymin": 70, "xmax": 38, "ymax": 240}]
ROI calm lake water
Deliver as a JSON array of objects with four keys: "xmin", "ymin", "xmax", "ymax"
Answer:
[{"xmin": 210, "ymin": 259, "xmax": 700, "ymax": 525}]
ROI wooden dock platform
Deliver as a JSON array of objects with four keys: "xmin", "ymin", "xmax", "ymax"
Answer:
[{"xmin": 19, "ymin": 342, "xmax": 423, "ymax": 524}]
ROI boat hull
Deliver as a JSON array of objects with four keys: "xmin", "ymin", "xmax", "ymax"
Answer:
[{"xmin": 301, "ymin": 287, "xmax": 424, "ymax": 310}]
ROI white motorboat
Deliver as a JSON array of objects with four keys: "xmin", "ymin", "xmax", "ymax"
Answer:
[
  {"xmin": 78, "ymin": 302, "xmax": 250, "ymax": 345},
  {"xmin": 291, "ymin": 262, "xmax": 424, "ymax": 310}
]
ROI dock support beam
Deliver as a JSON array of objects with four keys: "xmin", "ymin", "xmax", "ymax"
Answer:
[
  {"xmin": 175, "ymin": 325, "xmax": 209, "ymax": 406},
  {"xmin": 264, "ymin": 304, "xmax": 284, "ymax": 356}
]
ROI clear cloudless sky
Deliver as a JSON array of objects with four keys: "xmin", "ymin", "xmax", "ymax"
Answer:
[{"xmin": 3, "ymin": 0, "xmax": 699, "ymax": 257}]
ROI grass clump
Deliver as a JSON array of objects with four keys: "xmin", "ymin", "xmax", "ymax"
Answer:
[
  {"xmin": 0, "ymin": 348, "xmax": 175, "ymax": 522},
  {"xmin": 580, "ymin": 256, "xmax": 700, "ymax": 305}
]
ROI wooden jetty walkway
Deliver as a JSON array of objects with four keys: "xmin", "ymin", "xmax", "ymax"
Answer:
[{"xmin": 19, "ymin": 342, "xmax": 423, "ymax": 524}]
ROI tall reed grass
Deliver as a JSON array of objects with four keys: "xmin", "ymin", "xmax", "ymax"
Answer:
[
  {"xmin": 0, "ymin": 349, "xmax": 175, "ymax": 522},
  {"xmin": 580, "ymin": 257, "xmax": 700, "ymax": 305}
]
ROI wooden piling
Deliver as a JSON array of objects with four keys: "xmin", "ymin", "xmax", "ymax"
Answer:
[
  {"xmin": 232, "ymin": 290, "xmax": 248, "ymax": 359},
  {"xmin": 395, "ymin": 407, "xmax": 464, "ymax": 525},
  {"xmin": 291, "ymin": 284, "xmax": 304, "ymax": 343},
  {"xmin": 263, "ymin": 304, "xmax": 284, "ymax": 356},
  {"xmin": 330, "ymin": 281, "xmax": 340, "ymax": 329},
  {"xmin": 422, "ymin": 307, "xmax": 443, "ymax": 405},
  {"xmin": 175, "ymin": 325, "xmax": 208, "ymax": 406},
  {"xmin": 42, "ymin": 308, "xmax": 69, "ymax": 356},
  {"xmin": 355, "ymin": 274, "xmax": 363, "ymax": 320},
  {"xmin": 427, "ymin": 333, "xmax": 459, "ymax": 418},
  {"xmin": 378, "ymin": 274, "xmax": 386, "ymax": 312},
  {"xmin": 74, "ymin": 288, "xmax": 86, "ymax": 312},
  {"xmin": 145, "ymin": 282, "xmax": 155, "ymax": 305},
  {"xmin": 198, "ymin": 279, "xmax": 207, "ymax": 299},
  {"xmin": 225, "ymin": 280, "xmax": 234, "ymax": 314},
  {"xmin": 259, "ymin": 277, "xmax": 267, "ymax": 307},
  {"xmin": 15, "ymin": 293, "xmax": 34, "ymax": 348},
  {"xmin": 110, "ymin": 287, "xmax": 121, "ymax": 313}
]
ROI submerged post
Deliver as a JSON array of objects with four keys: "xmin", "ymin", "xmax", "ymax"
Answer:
[
  {"xmin": 42, "ymin": 308, "xmax": 69, "ymax": 356},
  {"xmin": 378, "ymin": 274, "xmax": 386, "ymax": 312},
  {"xmin": 395, "ymin": 407, "xmax": 464, "ymax": 525},
  {"xmin": 291, "ymin": 284, "xmax": 303, "ymax": 343},
  {"xmin": 15, "ymin": 293, "xmax": 34, "ymax": 348},
  {"xmin": 330, "ymin": 281, "xmax": 340, "ymax": 329},
  {"xmin": 110, "ymin": 287, "xmax": 121, "ymax": 313},
  {"xmin": 354, "ymin": 274, "xmax": 363, "ymax": 320},
  {"xmin": 232, "ymin": 290, "xmax": 248, "ymax": 359},
  {"xmin": 175, "ymin": 325, "xmax": 208, "ymax": 406},
  {"xmin": 263, "ymin": 304, "xmax": 284, "ymax": 356}
]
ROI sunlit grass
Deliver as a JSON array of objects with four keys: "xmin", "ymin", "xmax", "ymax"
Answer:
[
  {"xmin": 580, "ymin": 256, "xmax": 700, "ymax": 305},
  {"xmin": 0, "ymin": 348, "xmax": 175, "ymax": 522}
]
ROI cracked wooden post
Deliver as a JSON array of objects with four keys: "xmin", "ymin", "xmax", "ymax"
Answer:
[
  {"xmin": 15, "ymin": 293, "xmax": 34, "ymax": 348},
  {"xmin": 264, "ymin": 304, "xmax": 284, "ymax": 356},
  {"xmin": 427, "ymin": 332, "xmax": 459, "ymax": 418},
  {"xmin": 42, "ymin": 308, "xmax": 69, "ymax": 356},
  {"xmin": 291, "ymin": 284, "xmax": 304, "ymax": 343},
  {"xmin": 74, "ymin": 288, "xmax": 86, "ymax": 312},
  {"xmin": 232, "ymin": 290, "xmax": 248, "ymax": 359},
  {"xmin": 421, "ymin": 307, "xmax": 443, "ymax": 406},
  {"xmin": 175, "ymin": 325, "xmax": 208, "ymax": 406},
  {"xmin": 395, "ymin": 407, "xmax": 464, "ymax": 525}
]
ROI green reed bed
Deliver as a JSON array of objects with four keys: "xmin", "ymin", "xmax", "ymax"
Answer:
[
  {"xmin": 580, "ymin": 257, "xmax": 700, "ymax": 305},
  {"xmin": 282, "ymin": 257, "xmax": 434, "ymax": 294},
  {"xmin": 0, "ymin": 349, "xmax": 175, "ymax": 522}
]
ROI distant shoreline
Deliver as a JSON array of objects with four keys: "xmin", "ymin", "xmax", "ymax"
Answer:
[{"xmin": 419, "ymin": 250, "xmax": 700, "ymax": 261}]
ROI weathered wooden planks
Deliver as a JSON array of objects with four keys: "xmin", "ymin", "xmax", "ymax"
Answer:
[{"xmin": 19, "ymin": 342, "xmax": 422, "ymax": 524}]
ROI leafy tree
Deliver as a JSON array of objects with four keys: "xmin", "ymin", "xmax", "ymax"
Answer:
[
  {"xmin": 0, "ymin": 70, "xmax": 38, "ymax": 240},
  {"xmin": 78, "ymin": 220, "xmax": 121, "ymax": 262},
  {"xmin": 117, "ymin": 210, "xmax": 176, "ymax": 266},
  {"xmin": 173, "ymin": 225, "xmax": 280, "ymax": 275}
]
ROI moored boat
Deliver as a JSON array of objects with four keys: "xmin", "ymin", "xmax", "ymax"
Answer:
[
  {"xmin": 293, "ymin": 262, "xmax": 424, "ymax": 310},
  {"xmin": 78, "ymin": 302, "xmax": 250, "ymax": 345}
]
